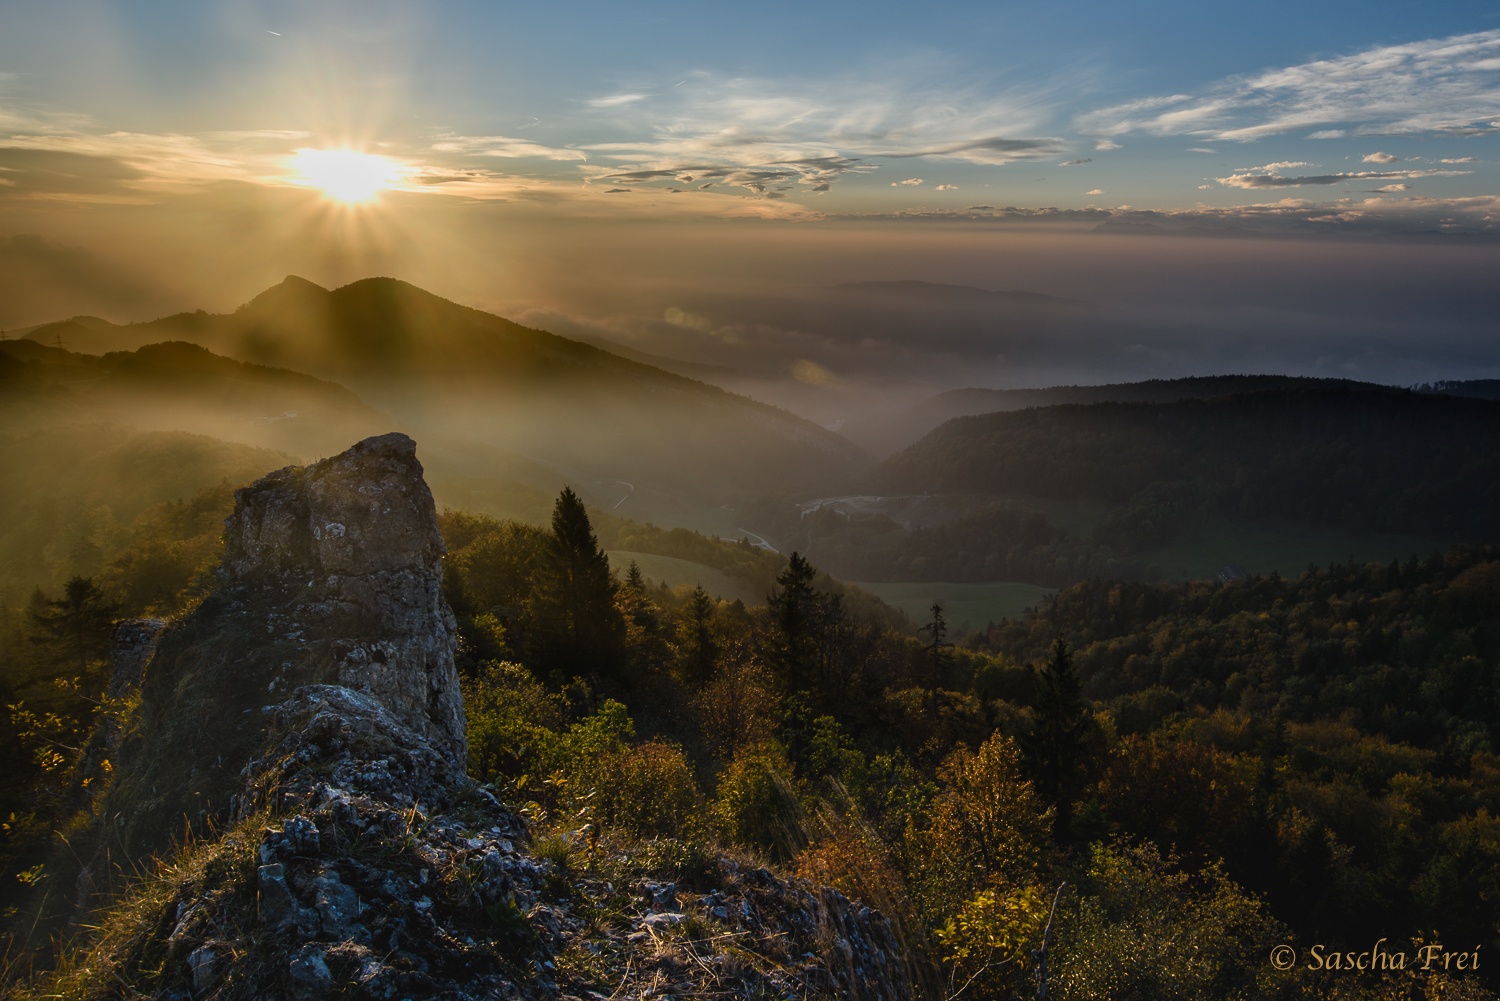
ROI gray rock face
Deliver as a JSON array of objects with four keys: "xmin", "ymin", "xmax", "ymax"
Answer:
[
  {"xmin": 108, "ymin": 618, "xmax": 168, "ymax": 700},
  {"xmin": 223, "ymin": 432, "xmax": 465, "ymax": 767},
  {"xmin": 104, "ymin": 433, "xmax": 466, "ymax": 860}
]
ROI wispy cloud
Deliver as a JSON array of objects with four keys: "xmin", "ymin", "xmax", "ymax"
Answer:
[
  {"xmin": 574, "ymin": 70, "xmax": 1064, "ymax": 196},
  {"xmin": 1076, "ymin": 29, "xmax": 1500, "ymax": 141},
  {"xmin": 588, "ymin": 94, "xmax": 647, "ymax": 108},
  {"xmin": 1217, "ymin": 168, "xmax": 1471, "ymax": 188},
  {"xmin": 430, "ymin": 134, "xmax": 587, "ymax": 161},
  {"xmin": 1362, "ymin": 151, "xmax": 1398, "ymax": 164},
  {"xmin": 1442, "ymin": 156, "xmax": 1479, "ymax": 163},
  {"xmin": 837, "ymin": 194, "xmax": 1500, "ymax": 239},
  {"xmin": 1060, "ymin": 157, "xmax": 1092, "ymax": 166}
]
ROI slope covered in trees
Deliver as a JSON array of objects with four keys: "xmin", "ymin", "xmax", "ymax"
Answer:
[
  {"xmin": 7, "ymin": 466, "xmax": 1500, "ymax": 997},
  {"xmin": 843, "ymin": 373, "xmax": 1385, "ymax": 456},
  {"xmin": 18, "ymin": 276, "xmax": 870, "ymax": 500},
  {"xmin": 0, "ymin": 338, "xmax": 390, "ymax": 461},
  {"xmin": 872, "ymin": 385, "xmax": 1500, "ymax": 542}
]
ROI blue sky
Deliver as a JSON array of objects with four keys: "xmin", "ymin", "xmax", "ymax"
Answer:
[
  {"xmin": 2, "ymin": 0, "xmax": 1497, "ymax": 218},
  {"xmin": 2, "ymin": 0, "xmax": 1499, "ymax": 396}
]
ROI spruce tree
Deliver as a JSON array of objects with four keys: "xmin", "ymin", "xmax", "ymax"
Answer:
[
  {"xmin": 766, "ymin": 552, "xmax": 818, "ymax": 692},
  {"xmin": 920, "ymin": 602, "xmax": 952, "ymax": 697},
  {"xmin": 30, "ymin": 576, "xmax": 118, "ymax": 681},
  {"xmin": 677, "ymin": 584, "xmax": 718, "ymax": 688},
  {"xmin": 1022, "ymin": 635, "xmax": 1093, "ymax": 841},
  {"xmin": 539, "ymin": 488, "xmax": 625, "ymax": 681}
]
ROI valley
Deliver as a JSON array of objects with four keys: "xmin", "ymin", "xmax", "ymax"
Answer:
[{"xmin": 6, "ymin": 276, "xmax": 1500, "ymax": 1000}]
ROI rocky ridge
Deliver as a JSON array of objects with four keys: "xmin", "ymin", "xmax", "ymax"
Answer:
[{"xmin": 71, "ymin": 434, "xmax": 910, "ymax": 1001}]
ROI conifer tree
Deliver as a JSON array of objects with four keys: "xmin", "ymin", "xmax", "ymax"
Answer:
[
  {"xmin": 538, "ymin": 488, "xmax": 625, "ymax": 681},
  {"xmin": 1022, "ymin": 635, "xmax": 1094, "ymax": 841},
  {"xmin": 30, "ymin": 576, "xmax": 118, "ymax": 681},
  {"xmin": 766, "ymin": 552, "xmax": 818, "ymax": 691},
  {"xmin": 677, "ymin": 584, "xmax": 718, "ymax": 688},
  {"xmin": 920, "ymin": 601, "xmax": 952, "ymax": 697}
]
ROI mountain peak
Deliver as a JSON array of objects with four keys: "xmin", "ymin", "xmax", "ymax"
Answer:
[{"xmin": 239, "ymin": 274, "xmax": 330, "ymax": 314}]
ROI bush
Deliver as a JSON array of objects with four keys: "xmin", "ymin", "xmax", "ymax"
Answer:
[
  {"xmin": 592, "ymin": 741, "xmax": 702, "ymax": 839},
  {"xmin": 712, "ymin": 742, "xmax": 801, "ymax": 858},
  {"xmin": 935, "ymin": 881, "xmax": 1051, "ymax": 1001},
  {"xmin": 1051, "ymin": 841, "xmax": 1289, "ymax": 1001},
  {"xmin": 905, "ymin": 733, "xmax": 1053, "ymax": 924}
]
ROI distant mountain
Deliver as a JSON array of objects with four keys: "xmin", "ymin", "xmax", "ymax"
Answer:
[
  {"xmin": 868, "ymin": 385, "xmax": 1500, "ymax": 541},
  {"xmin": 842, "ymin": 374, "xmax": 1387, "ymax": 457},
  {"xmin": 0, "ymin": 337, "xmax": 392, "ymax": 462},
  {"xmin": 22, "ymin": 277, "xmax": 869, "ymax": 500}
]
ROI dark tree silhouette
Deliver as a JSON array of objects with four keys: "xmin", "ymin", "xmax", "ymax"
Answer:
[
  {"xmin": 30, "ymin": 576, "xmax": 118, "ymax": 681},
  {"xmin": 920, "ymin": 601, "xmax": 952, "ymax": 697},
  {"xmin": 538, "ymin": 488, "xmax": 624, "ymax": 681},
  {"xmin": 1022, "ymin": 635, "xmax": 1094, "ymax": 841},
  {"xmin": 677, "ymin": 584, "xmax": 718, "ymax": 688}
]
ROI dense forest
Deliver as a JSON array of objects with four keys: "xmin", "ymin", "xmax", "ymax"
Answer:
[
  {"xmin": 7, "ymin": 479, "xmax": 1499, "ymax": 998},
  {"xmin": 871, "ymin": 387, "xmax": 1500, "ymax": 540},
  {"xmin": 729, "ymin": 386, "xmax": 1500, "ymax": 589}
]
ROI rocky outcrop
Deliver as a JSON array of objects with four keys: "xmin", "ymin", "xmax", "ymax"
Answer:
[
  {"xmin": 221, "ymin": 431, "xmax": 465, "ymax": 763},
  {"xmin": 78, "ymin": 433, "xmax": 912, "ymax": 1001},
  {"xmin": 108, "ymin": 618, "xmax": 168, "ymax": 700},
  {"xmin": 103, "ymin": 432, "xmax": 465, "ymax": 858}
]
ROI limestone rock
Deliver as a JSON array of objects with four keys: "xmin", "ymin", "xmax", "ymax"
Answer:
[
  {"xmin": 105, "ymin": 432, "xmax": 465, "ymax": 859},
  {"xmin": 222, "ymin": 431, "xmax": 464, "ymax": 763},
  {"xmin": 108, "ymin": 618, "xmax": 167, "ymax": 700}
]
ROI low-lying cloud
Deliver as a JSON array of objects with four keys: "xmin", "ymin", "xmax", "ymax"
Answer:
[{"xmin": 1217, "ymin": 169, "xmax": 1470, "ymax": 188}]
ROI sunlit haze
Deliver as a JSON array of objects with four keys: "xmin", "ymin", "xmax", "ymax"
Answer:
[
  {"xmin": 1, "ymin": 0, "xmax": 1498, "ymax": 400},
  {"xmin": 291, "ymin": 148, "xmax": 401, "ymax": 202}
]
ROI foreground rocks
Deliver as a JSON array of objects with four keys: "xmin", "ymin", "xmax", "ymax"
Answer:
[
  {"xmin": 74, "ymin": 433, "xmax": 910, "ymax": 1001},
  {"xmin": 102, "ymin": 433, "xmax": 466, "ymax": 858},
  {"xmin": 149, "ymin": 742, "xmax": 909, "ymax": 999}
]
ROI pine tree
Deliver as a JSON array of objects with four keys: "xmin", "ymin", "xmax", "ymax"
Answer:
[
  {"xmin": 920, "ymin": 601, "xmax": 952, "ymax": 697},
  {"xmin": 30, "ymin": 576, "xmax": 118, "ymax": 681},
  {"xmin": 538, "ymin": 488, "xmax": 625, "ymax": 681},
  {"xmin": 1022, "ymin": 635, "xmax": 1094, "ymax": 841},
  {"xmin": 766, "ymin": 552, "xmax": 818, "ymax": 692},
  {"xmin": 764, "ymin": 552, "xmax": 847, "ymax": 700},
  {"xmin": 677, "ymin": 584, "xmax": 719, "ymax": 687}
]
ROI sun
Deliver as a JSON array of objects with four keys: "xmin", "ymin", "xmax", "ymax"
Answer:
[{"xmin": 292, "ymin": 148, "xmax": 401, "ymax": 202}]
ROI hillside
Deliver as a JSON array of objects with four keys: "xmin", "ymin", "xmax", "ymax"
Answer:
[
  {"xmin": 843, "ymin": 374, "xmax": 1388, "ymax": 457},
  {"xmin": 0, "ymin": 338, "xmax": 391, "ymax": 461},
  {"xmin": 0, "ymin": 425, "xmax": 291, "ymax": 598},
  {"xmin": 21, "ymin": 277, "xmax": 870, "ymax": 501},
  {"xmin": 870, "ymin": 385, "xmax": 1500, "ymax": 541}
]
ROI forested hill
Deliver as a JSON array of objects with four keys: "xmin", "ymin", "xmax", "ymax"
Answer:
[
  {"xmin": 869, "ymin": 386, "xmax": 1500, "ymax": 541},
  {"xmin": 19, "ymin": 276, "xmax": 869, "ymax": 500},
  {"xmin": 844, "ymin": 374, "xmax": 1381, "ymax": 456},
  {"xmin": 0, "ymin": 337, "xmax": 391, "ymax": 461}
]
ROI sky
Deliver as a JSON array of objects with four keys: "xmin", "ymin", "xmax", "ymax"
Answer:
[{"xmin": 1, "ymin": 0, "xmax": 1499, "ymax": 403}]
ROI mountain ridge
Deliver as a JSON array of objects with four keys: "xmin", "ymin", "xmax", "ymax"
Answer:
[{"xmin": 20, "ymin": 275, "xmax": 870, "ymax": 502}]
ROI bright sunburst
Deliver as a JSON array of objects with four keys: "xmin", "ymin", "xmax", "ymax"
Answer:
[{"xmin": 292, "ymin": 148, "xmax": 401, "ymax": 202}]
